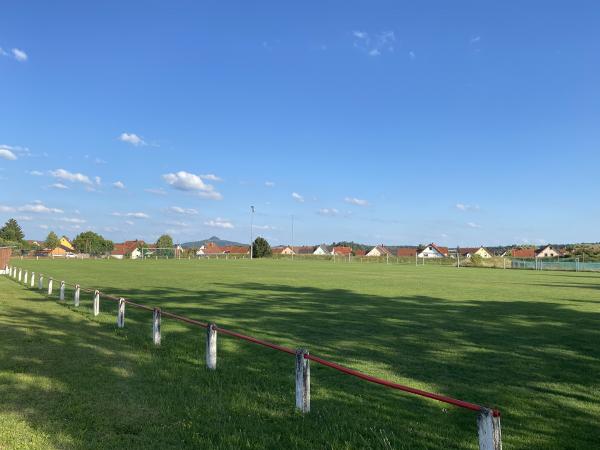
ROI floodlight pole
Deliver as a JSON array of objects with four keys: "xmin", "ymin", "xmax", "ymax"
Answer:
[
  {"xmin": 250, "ymin": 206, "xmax": 254, "ymax": 260},
  {"xmin": 291, "ymin": 214, "xmax": 294, "ymax": 261}
]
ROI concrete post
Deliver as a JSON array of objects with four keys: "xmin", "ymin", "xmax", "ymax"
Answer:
[
  {"xmin": 93, "ymin": 290, "xmax": 100, "ymax": 316},
  {"xmin": 206, "ymin": 323, "xmax": 217, "ymax": 369},
  {"xmin": 23, "ymin": 270, "xmax": 28, "ymax": 285},
  {"xmin": 74, "ymin": 284, "xmax": 80, "ymax": 307},
  {"xmin": 38, "ymin": 274, "xmax": 43, "ymax": 290},
  {"xmin": 60, "ymin": 281, "xmax": 65, "ymax": 300},
  {"xmin": 478, "ymin": 409, "xmax": 502, "ymax": 450},
  {"xmin": 153, "ymin": 308, "xmax": 161, "ymax": 346},
  {"xmin": 295, "ymin": 349, "xmax": 310, "ymax": 413},
  {"xmin": 30, "ymin": 272, "xmax": 35, "ymax": 288},
  {"xmin": 48, "ymin": 278, "xmax": 53, "ymax": 295},
  {"xmin": 18, "ymin": 268, "xmax": 22, "ymax": 282},
  {"xmin": 117, "ymin": 298, "xmax": 125, "ymax": 328}
]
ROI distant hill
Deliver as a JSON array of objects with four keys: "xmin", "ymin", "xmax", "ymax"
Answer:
[{"xmin": 181, "ymin": 236, "xmax": 246, "ymax": 249}]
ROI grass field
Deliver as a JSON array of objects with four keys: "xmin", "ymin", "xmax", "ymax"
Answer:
[{"xmin": 1, "ymin": 259, "xmax": 599, "ymax": 449}]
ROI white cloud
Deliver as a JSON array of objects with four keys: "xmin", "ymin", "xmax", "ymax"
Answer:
[
  {"xmin": 27, "ymin": 170, "xmax": 44, "ymax": 176},
  {"xmin": 50, "ymin": 168, "xmax": 92, "ymax": 185},
  {"xmin": 12, "ymin": 48, "xmax": 28, "ymax": 62},
  {"xmin": 455, "ymin": 203, "xmax": 480, "ymax": 211},
  {"xmin": 119, "ymin": 132, "xmax": 146, "ymax": 146},
  {"xmin": 18, "ymin": 203, "xmax": 63, "ymax": 214},
  {"xmin": 344, "ymin": 197, "xmax": 369, "ymax": 206},
  {"xmin": 0, "ymin": 205, "xmax": 15, "ymax": 212},
  {"xmin": 409, "ymin": 51, "xmax": 416, "ymax": 60},
  {"xmin": 162, "ymin": 171, "xmax": 222, "ymax": 200},
  {"xmin": 253, "ymin": 224, "xmax": 276, "ymax": 230},
  {"xmin": 94, "ymin": 176, "xmax": 102, "ymax": 185},
  {"xmin": 0, "ymin": 148, "xmax": 17, "ymax": 160},
  {"xmin": 200, "ymin": 174, "xmax": 222, "ymax": 182},
  {"xmin": 470, "ymin": 36, "xmax": 481, "ymax": 44},
  {"xmin": 125, "ymin": 220, "xmax": 134, "ymax": 226},
  {"xmin": 204, "ymin": 218, "xmax": 234, "ymax": 229},
  {"xmin": 50, "ymin": 183, "xmax": 69, "ymax": 190},
  {"xmin": 58, "ymin": 217, "xmax": 86, "ymax": 224},
  {"xmin": 113, "ymin": 181, "xmax": 125, "ymax": 189},
  {"xmin": 145, "ymin": 188, "xmax": 167, "ymax": 196},
  {"xmin": 292, "ymin": 192, "xmax": 305, "ymax": 203},
  {"xmin": 39, "ymin": 224, "xmax": 49, "ymax": 230},
  {"xmin": 265, "ymin": 181, "xmax": 275, "ymax": 187},
  {"xmin": 169, "ymin": 206, "xmax": 198, "ymax": 215},
  {"xmin": 112, "ymin": 212, "xmax": 149, "ymax": 219},
  {"xmin": 353, "ymin": 30, "xmax": 395, "ymax": 56},
  {"xmin": 317, "ymin": 208, "xmax": 339, "ymax": 217},
  {"xmin": 467, "ymin": 222, "xmax": 481, "ymax": 228}
]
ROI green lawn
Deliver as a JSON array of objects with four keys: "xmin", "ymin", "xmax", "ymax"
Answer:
[{"xmin": 1, "ymin": 259, "xmax": 599, "ymax": 449}]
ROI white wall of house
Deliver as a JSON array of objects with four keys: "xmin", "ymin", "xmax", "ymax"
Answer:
[
  {"xmin": 131, "ymin": 248, "xmax": 142, "ymax": 260},
  {"xmin": 475, "ymin": 248, "xmax": 492, "ymax": 258},
  {"xmin": 111, "ymin": 254, "xmax": 124, "ymax": 260},
  {"xmin": 418, "ymin": 246, "xmax": 444, "ymax": 258},
  {"xmin": 537, "ymin": 246, "xmax": 560, "ymax": 258},
  {"xmin": 366, "ymin": 247, "xmax": 383, "ymax": 257},
  {"xmin": 313, "ymin": 246, "xmax": 330, "ymax": 255},
  {"xmin": 281, "ymin": 247, "xmax": 295, "ymax": 255}
]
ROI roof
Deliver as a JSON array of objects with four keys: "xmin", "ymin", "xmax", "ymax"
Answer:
[
  {"xmin": 354, "ymin": 249, "xmax": 366, "ymax": 256},
  {"xmin": 293, "ymin": 246, "xmax": 316, "ymax": 255},
  {"xmin": 271, "ymin": 247, "xmax": 286, "ymax": 254},
  {"xmin": 397, "ymin": 247, "xmax": 417, "ymax": 257},
  {"xmin": 428, "ymin": 243, "xmax": 449, "ymax": 256},
  {"xmin": 370, "ymin": 245, "xmax": 392, "ymax": 256},
  {"xmin": 511, "ymin": 248, "xmax": 536, "ymax": 258},
  {"xmin": 332, "ymin": 246, "xmax": 352, "ymax": 256},
  {"xmin": 111, "ymin": 240, "xmax": 144, "ymax": 255}
]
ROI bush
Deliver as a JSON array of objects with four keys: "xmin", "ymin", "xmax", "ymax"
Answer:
[{"xmin": 252, "ymin": 237, "xmax": 271, "ymax": 258}]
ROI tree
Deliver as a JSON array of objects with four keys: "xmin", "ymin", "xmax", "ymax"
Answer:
[
  {"xmin": 156, "ymin": 234, "xmax": 174, "ymax": 257},
  {"xmin": 45, "ymin": 231, "xmax": 60, "ymax": 250},
  {"xmin": 252, "ymin": 236, "xmax": 271, "ymax": 258},
  {"xmin": 72, "ymin": 231, "xmax": 114, "ymax": 256},
  {"xmin": 0, "ymin": 218, "xmax": 24, "ymax": 242}
]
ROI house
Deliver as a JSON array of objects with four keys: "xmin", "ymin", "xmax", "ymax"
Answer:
[
  {"xmin": 509, "ymin": 247, "xmax": 536, "ymax": 258},
  {"xmin": 417, "ymin": 243, "xmax": 449, "ymax": 258},
  {"xmin": 294, "ymin": 246, "xmax": 316, "ymax": 255},
  {"xmin": 271, "ymin": 246, "xmax": 286, "ymax": 255},
  {"xmin": 354, "ymin": 249, "xmax": 366, "ymax": 256},
  {"xmin": 313, "ymin": 245, "xmax": 331, "ymax": 255},
  {"xmin": 0, "ymin": 247, "xmax": 11, "ymax": 273},
  {"xmin": 366, "ymin": 245, "xmax": 392, "ymax": 257},
  {"xmin": 459, "ymin": 247, "xmax": 493, "ymax": 259},
  {"xmin": 111, "ymin": 240, "xmax": 145, "ymax": 259},
  {"xmin": 332, "ymin": 246, "xmax": 352, "ymax": 256},
  {"xmin": 397, "ymin": 247, "xmax": 418, "ymax": 257},
  {"xmin": 223, "ymin": 246, "xmax": 249, "ymax": 254},
  {"xmin": 535, "ymin": 245, "xmax": 561, "ymax": 258}
]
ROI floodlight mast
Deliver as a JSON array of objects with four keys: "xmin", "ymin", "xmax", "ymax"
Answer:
[{"xmin": 250, "ymin": 206, "xmax": 255, "ymax": 260}]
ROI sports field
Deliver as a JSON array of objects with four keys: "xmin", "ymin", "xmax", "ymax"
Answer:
[{"xmin": 1, "ymin": 259, "xmax": 599, "ymax": 449}]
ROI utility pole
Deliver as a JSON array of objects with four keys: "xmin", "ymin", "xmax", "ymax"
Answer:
[
  {"xmin": 250, "ymin": 206, "xmax": 255, "ymax": 260},
  {"xmin": 291, "ymin": 214, "xmax": 294, "ymax": 261}
]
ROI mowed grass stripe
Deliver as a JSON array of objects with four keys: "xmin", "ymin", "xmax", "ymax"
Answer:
[{"xmin": 1, "ymin": 259, "xmax": 599, "ymax": 449}]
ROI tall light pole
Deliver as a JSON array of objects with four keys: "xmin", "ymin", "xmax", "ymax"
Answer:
[
  {"xmin": 291, "ymin": 214, "xmax": 294, "ymax": 261},
  {"xmin": 250, "ymin": 206, "xmax": 255, "ymax": 260}
]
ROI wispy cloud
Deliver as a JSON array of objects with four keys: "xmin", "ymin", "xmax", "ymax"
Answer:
[
  {"xmin": 50, "ymin": 168, "xmax": 93, "ymax": 185},
  {"xmin": 344, "ymin": 197, "xmax": 369, "ymax": 206},
  {"xmin": 254, "ymin": 224, "xmax": 276, "ymax": 230},
  {"xmin": 12, "ymin": 48, "xmax": 28, "ymax": 62},
  {"xmin": 112, "ymin": 212, "xmax": 149, "ymax": 219},
  {"xmin": 0, "ymin": 147, "xmax": 17, "ymax": 160},
  {"xmin": 27, "ymin": 170, "xmax": 44, "ymax": 176},
  {"xmin": 292, "ymin": 192, "xmax": 305, "ymax": 203},
  {"xmin": 145, "ymin": 188, "xmax": 167, "ymax": 196},
  {"xmin": 169, "ymin": 206, "xmax": 198, "ymax": 215},
  {"xmin": 409, "ymin": 51, "xmax": 416, "ymax": 60},
  {"xmin": 119, "ymin": 132, "xmax": 146, "ymax": 146},
  {"xmin": 467, "ymin": 222, "xmax": 481, "ymax": 228},
  {"xmin": 163, "ymin": 171, "xmax": 222, "ymax": 200},
  {"xmin": 113, "ymin": 181, "xmax": 125, "ymax": 189},
  {"xmin": 455, "ymin": 203, "xmax": 480, "ymax": 212},
  {"xmin": 353, "ymin": 30, "xmax": 396, "ymax": 56},
  {"xmin": 18, "ymin": 202, "xmax": 63, "ymax": 214},
  {"xmin": 50, "ymin": 183, "xmax": 69, "ymax": 190},
  {"xmin": 58, "ymin": 217, "xmax": 86, "ymax": 224},
  {"xmin": 265, "ymin": 181, "xmax": 275, "ymax": 187},
  {"xmin": 204, "ymin": 218, "xmax": 234, "ymax": 229},
  {"xmin": 317, "ymin": 208, "xmax": 339, "ymax": 217},
  {"xmin": 470, "ymin": 36, "xmax": 481, "ymax": 44},
  {"xmin": 200, "ymin": 174, "xmax": 222, "ymax": 182}
]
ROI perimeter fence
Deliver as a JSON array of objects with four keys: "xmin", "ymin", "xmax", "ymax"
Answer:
[{"xmin": 3, "ymin": 264, "xmax": 502, "ymax": 449}]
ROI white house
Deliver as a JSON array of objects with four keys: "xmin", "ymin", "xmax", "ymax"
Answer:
[
  {"xmin": 366, "ymin": 245, "xmax": 392, "ymax": 257},
  {"xmin": 313, "ymin": 245, "xmax": 331, "ymax": 255},
  {"xmin": 536, "ymin": 245, "xmax": 560, "ymax": 258},
  {"xmin": 459, "ymin": 247, "xmax": 493, "ymax": 259},
  {"xmin": 418, "ymin": 243, "xmax": 448, "ymax": 258}
]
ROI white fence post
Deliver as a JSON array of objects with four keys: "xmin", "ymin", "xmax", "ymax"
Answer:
[
  {"xmin": 30, "ymin": 272, "xmax": 35, "ymax": 288},
  {"xmin": 13, "ymin": 267, "xmax": 18, "ymax": 279},
  {"xmin": 60, "ymin": 281, "xmax": 65, "ymax": 300},
  {"xmin": 74, "ymin": 284, "xmax": 80, "ymax": 307},
  {"xmin": 48, "ymin": 278, "xmax": 53, "ymax": 295},
  {"xmin": 478, "ymin": 408, "xmax": 502, "ymax": 450},
  {"xmin": 8, "ymin": 266, "xmax": 12, "ymax": 277},
  {"xmin": 295, "ymin": 349, "xmax": 310, "ymax": 413},
  {"xmin": 117, "ymin": 298, "xmax": 125, "ymax": 328},
  {"xmin": 18, "ymin": 268, "xmax": 22, "ymax": 282},
  {"xmin": 206, "ymin": 323, "xmax": 217, "ymax": 369},
  {"xmin": 24, "ymin": 270, "xmax": 28, "ymax": 285},
  {"xmin": 153, "ymin": 308, "xmax": 161, "ymax": 346},
  {"xmin": 38, "ymin": 274, "xmax": 43, "ymax": 290},
  {"xmin": 93, "ymin": 290, "xmax": 100, "ymax": 316}
]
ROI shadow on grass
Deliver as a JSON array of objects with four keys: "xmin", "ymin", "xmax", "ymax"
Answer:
[{"xmin": 1, "ymin": 277, "xmax": 599, "ymax": 449}]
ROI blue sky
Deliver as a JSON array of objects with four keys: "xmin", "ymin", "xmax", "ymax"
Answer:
[{"xmin": 1, "ymin": 1, "xmax": 599, "ymax": 247}]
